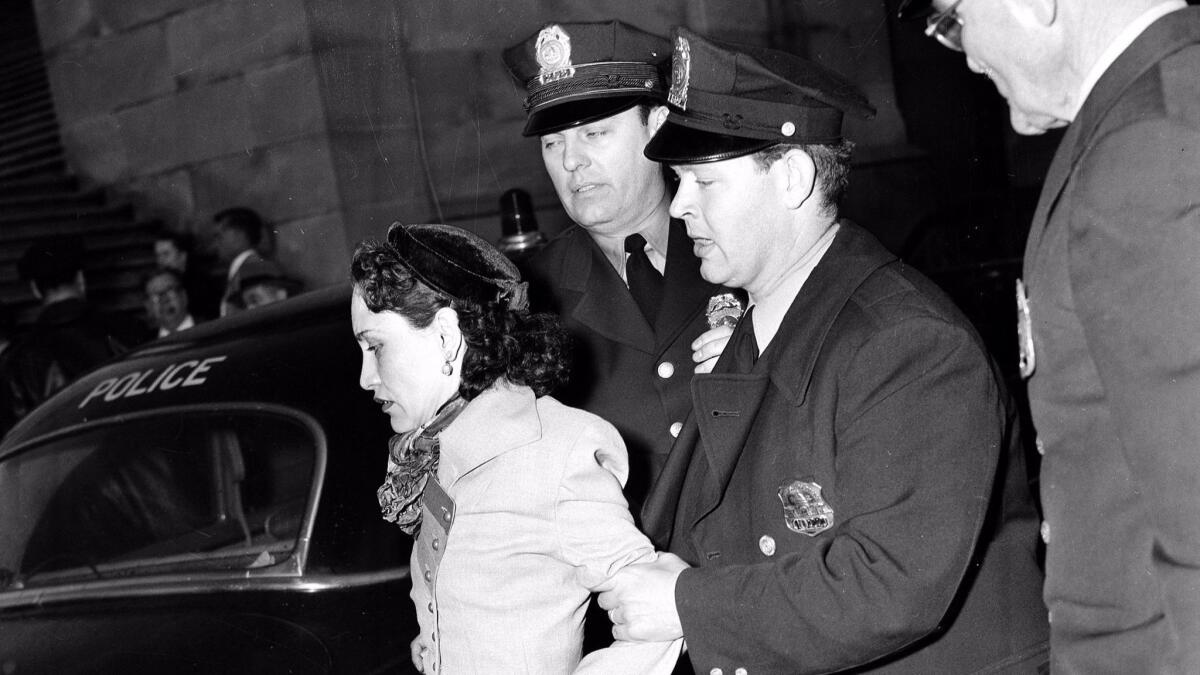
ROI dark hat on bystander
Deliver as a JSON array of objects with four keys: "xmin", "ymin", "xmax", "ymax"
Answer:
[
  {"xmin": 387, "ymin": 223, "xmax": 528, "ymax": 311},
  {"xmin": 644, "ymin": 27, "xmax": 876, "ymax": 165},
  {"xmin": 237, "ymin": 259, "xmax": 299, "ymax": 294},
  {"xmin": 503, "ymin": 20, "xmax": 671, "ymax": 137}
]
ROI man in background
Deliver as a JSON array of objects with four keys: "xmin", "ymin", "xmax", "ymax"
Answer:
[
  {"xmin": 0, "ymin": 239, "xmax": 145, "ymax": 426},
  {"xmin": 900, "ymin": 0, "xmax": 1200, "ymax": 669},
  {"xmin": 143, "ymin": 268, "xmax": 196, "ymax": 338},
  {"xmin": 212, "ymin": 207, "xmax": 267, "ymax": 317},
  {"xmin": 153, "ymin": 230, "xmax": 220, "ymax": 320},
  {"xmin": 237, "ymin": 259, "xmax": 298, "ymax": 310}
]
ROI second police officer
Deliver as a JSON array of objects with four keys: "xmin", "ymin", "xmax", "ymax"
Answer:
[{"xmin": 597, "ymin": 28, "xmax": 1050, "ymax": 674}]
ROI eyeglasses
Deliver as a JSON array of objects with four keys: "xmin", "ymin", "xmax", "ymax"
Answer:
[
  {"xmin": 147, "ymin": 285, "xmax": 183, "ymax": 303},
  {"xmin": 925, "ymin": 0, "xmax": 965, "ymax": 52}
]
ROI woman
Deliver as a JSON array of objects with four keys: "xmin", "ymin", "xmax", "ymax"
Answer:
[{"xmin": 350, "ymin": 223, "xmax": 681, "ymax": 674}]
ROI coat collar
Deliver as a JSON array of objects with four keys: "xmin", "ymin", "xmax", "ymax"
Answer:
[
  {"xmin": 558, "ymin": 219, "xmax": 723, "ymax": 353},
  {"xmin": 437, "ymin": 380, "xmax": 542, "ymax": 487},
  {"xmin": 746, "ymin": 221, "xmax": 894, "ymax": 406},
  {"xmin": 1026, "ymin": 7, "xmax": 1200, "ymax": 256},
  {"xmin": 642, "ymin": 222, "xmax": 895, "ymax": 540},
  {"xmin": 560, "ymin": 226, "xmax": 657, "ymax": 352}
]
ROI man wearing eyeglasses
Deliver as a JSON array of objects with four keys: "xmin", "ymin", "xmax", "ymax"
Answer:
[{"xmin": 900, "ymin": 0, "xmax": 1200, "ymax": 671}]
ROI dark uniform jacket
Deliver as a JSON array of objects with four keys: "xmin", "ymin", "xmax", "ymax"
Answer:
[
  {"xmin": 643, "ymin": 223, "xmax": 1048, "ymax": 673},
  {"xmin": 527, "ymin": 219, "xmax": 729, "ymax": 511},
  {"xmin": 1020, "ymin": 8, "xmax": 1200, "ymax": 671}
]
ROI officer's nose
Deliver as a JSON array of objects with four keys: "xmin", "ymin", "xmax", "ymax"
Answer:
[
  {"xmin": 562, "ymin": 137, "xmax": 589, "ymax": 172},
  {"xmin": 669, "ymin": 178, "xmax": 695, "ymax": 221}
]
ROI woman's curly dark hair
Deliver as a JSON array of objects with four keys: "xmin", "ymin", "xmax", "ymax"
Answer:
[{"xmin": 351, "ymin": 240, "xmax": 570, "ymax": 401}]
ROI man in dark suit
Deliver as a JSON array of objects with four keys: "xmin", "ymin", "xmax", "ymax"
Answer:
[
  {"xmin": 0, "ymin": 239, "xmax": 146, "ymax": 431},
  {"xmin": 212, "ymin": 207, "xmax": 267, "ymax": 318},
  {"xmin": 900, "ymin": 0, "xmax": 1200, "ymax": 670},
  {"xmin": 597, "ymin": 28, "xmax": 1048, "ymax": 673},
  {"xmin": 503, "ymin": 21, "xmax": 736, "ymax": 511}
]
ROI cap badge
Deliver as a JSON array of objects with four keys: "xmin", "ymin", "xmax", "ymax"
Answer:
[
  {"xmin": 536, "ymin": 25, "xmax": 575, "ymax": 85},
  {"xmin": 668, "ymin": 35, "xmax": 691, "ymax": 110},
  {"xmin": 778, "ymin": 480, "xmax": 834, "ymax": 536}
]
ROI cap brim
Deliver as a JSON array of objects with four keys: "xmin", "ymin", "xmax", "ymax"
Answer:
[
  {"xmin": 644, "ymin": 121, "xmax": 777, "ymax": 164},
  {"xmin": 523, "ymin": 96, "xmax": 647, "ymax": 137}
]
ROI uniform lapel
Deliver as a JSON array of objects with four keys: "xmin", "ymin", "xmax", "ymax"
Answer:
[
  {"xmin": 645, "ymin": 223, "xmax": 895, "ymax": 539},
  {"xmin": 767, "ymin": 223, "xmax": 894, "ymax": 405},
  {"xmin": 1025, "ymin": 8, "xmax": 1200, "ymax": 259},
  {"xmin": 688, "ymin": 371, "xmax": 771, "ymax": 526},
  {"xmin": 567, "ymin": 231, "xmax": 657, "ymax": 353}
]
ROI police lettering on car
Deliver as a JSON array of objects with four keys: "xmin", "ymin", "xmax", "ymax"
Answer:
[{"xmin": 78, "ymin": 356, "xmax": 228, "ymax": 408}]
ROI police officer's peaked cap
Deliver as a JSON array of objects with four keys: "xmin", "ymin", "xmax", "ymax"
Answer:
[
  {"xmin": 503, "ymin": 20, "xmax": 671, "ymax": 137},
  {"xmin": 387, "ymin": 223, "xmax": 527, "ymax": 310},
  {"xmin": 644, "ymin": 28, "xmax": 876, "ymax": 165},
  {"xmin": 896, "ymin": 0, "xmax": 936, "ymax": 20}
]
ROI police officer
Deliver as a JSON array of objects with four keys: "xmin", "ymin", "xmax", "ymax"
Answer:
[
  {"xmin": 503, "ymin": 21, "xmax": 738, "ymax": 511},
  {"xmin": 901, "ymin": 1, "xmax": 1200, "ymax": 670},
  {"xmin": 597, "ymin": 28, "xmax": 1049, "ymax": 673}
]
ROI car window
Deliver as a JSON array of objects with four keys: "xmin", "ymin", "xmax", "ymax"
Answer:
[{"xmin": 0, "ymin": 412, "xmax": 316, "ymax": 591}]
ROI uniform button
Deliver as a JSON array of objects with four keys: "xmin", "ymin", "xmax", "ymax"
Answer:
[
  {"xmin": 1040, "ymin": 521, "xmax": 1051, "ymax": 544},
  {"xmin": 424, "ymin": 569, "xmax": 432, "ymax": 583},
  {"xmin": 735, "ymin": 669, "xmax": 748, "ymax": 675},
  {"xmin": 709, "ymin": 669, "xmax": 723, "ymax": 675},
  {"xmin": 432, "ymin": 538, "xmax": 440, "ymax": 551},
  {"xmin": 442, "ymin": 508, "xmax": 452, "ymax": 523},
  {"xmin": 1035, "ymin": 437, "xmax": 1045, "ymax": 455},
  {"xmin": 657, "ymin": 361, "xmax": 675, "ymax": 379},
  {"xmin": 427, "ymin": 602, "xmax": 434, "ymax": 613},
  {"xmin": 759, "ymin": 535, "xmax": 776, "ymax": 556},
  {"xmin": 670, "ymin": 422, "xmax": 683, "ymax": 437}
]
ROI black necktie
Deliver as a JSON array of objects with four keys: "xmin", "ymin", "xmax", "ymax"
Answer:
[
  {"xmin": 624, "ymin": 233, "xmax": 664, "ymax": 322},
  {"xmin": 730, "ymin": 306, "xmax": 759, "ymax": 373}
]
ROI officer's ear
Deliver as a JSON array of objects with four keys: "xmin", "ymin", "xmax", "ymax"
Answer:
[
  {"xmin": 778, "ymin": 147, "xmax": 817, "ymax": 211},
  {"xmin": 646, "ymin": 105, "xmax": 670, "ymax": 135}
]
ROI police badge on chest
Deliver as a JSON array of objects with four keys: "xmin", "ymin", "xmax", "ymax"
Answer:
[{"xmin": 778, "ymin": 479, "xmax": 834, "ymax": 536}]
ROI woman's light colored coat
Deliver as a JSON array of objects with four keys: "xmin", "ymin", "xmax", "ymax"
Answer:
[{"xmin": 410, "ymin": 380, "xmax": 680, "ymax": 674}]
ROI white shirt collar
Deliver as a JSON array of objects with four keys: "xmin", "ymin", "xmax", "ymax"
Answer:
[
  {"xmin": 158, "ymin": 314, "xmax": 195, "ymax": 338},
  {"xmin": 1075, "ymin": 1, "xmax": 1188, "ymax": 117},
  {"xmin": 227, "ymin": 249, "xmax": 256, "ymax": 280}
]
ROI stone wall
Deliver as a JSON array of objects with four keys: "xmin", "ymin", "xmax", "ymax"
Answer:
[{"xmin": 34, "ymin": 0, "xmax": 910, "ymax": 289}]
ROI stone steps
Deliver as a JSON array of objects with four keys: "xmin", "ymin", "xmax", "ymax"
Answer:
[{"xmin": 0, "ymin": 0, "xmax": 158, "ymax": 329}]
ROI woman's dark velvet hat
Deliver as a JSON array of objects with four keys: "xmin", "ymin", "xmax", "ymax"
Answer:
[
  {"xmin": 503, "ymin": 20, "xmax": 671, "ymax": 137},
  {"xmin": 644, "ymin": 28, "xmax": 876, "ymax": 164},
  {"xmin": 386, "ymin": 223, "xmax": 528, "ymax": 310}
]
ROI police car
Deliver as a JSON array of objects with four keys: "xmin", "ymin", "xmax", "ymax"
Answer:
[{"xmin": 0, "ymin": 285, "xmax": 418, "ymax": 674}]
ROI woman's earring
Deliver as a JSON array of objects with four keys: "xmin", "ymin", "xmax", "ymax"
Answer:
[{"xmin": 442, "ymin": 353, "xmax": 454, "ymax": 376}]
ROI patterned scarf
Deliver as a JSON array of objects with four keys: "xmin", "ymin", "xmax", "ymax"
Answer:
[{"xmin": 377, "ymin": 395, "xmax": 469, "ymax": 535}]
